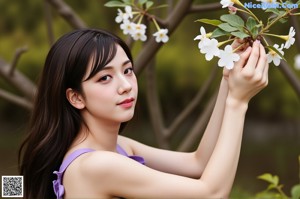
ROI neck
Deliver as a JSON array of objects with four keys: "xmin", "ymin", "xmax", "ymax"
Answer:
[{"xmin": 73, "ymin": 115, "xmax": 121, "ymax": 152}]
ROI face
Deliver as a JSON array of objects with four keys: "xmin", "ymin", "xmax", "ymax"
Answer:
[{"xmin": 80, "ymin": 45, "xmax": 138, "ymax": 125}]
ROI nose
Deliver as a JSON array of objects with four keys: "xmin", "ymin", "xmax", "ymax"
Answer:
[{"xmin": 117, "ymin": 75, "xmax": 132, "ymax": 95}]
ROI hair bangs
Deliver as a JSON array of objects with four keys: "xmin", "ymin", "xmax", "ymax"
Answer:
[{"xmin": 84, "ymin": 35, "xmax": 117, "ymax": 81}]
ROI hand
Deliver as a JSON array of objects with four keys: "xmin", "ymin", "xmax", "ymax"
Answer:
[
  {"xmin": 223, "ymin": 38, "xmax": 249, "ymax": 80},
  {"xmin": 226, "ymin": 40, "xmax": 269, "ymax": 104}
]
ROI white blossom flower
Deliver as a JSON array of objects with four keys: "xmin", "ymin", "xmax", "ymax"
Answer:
[
  {"xmin": 200, "ymin": 38, "xmax": 220, "ymax": 61},
  {"xmin": 194, "ymin": 26, "xmax": 210, "ymax": 49},
  {"xmin": 294, "ymin": 54, "xmax": 300, "ymax": 70},
  {"xmin": 120, "ymin": 20, "xmax": 135, "ymax": 35},
  {"xmin": 284, "ymin": 26, "xmax": 296, "ymax": 49},
  {"xmin": 134, "ymin": 23, "xmax": 146, "ymax": 33},
  {"xmin": 153, "ymin": 29, "xmax": 169, "ymax": 43},
  {"xmin": 267, "ymin": 44, "xmax": 284, "ymax": 66},
  {"xmin": 220, "ymin": 0, "xmax": 234, "ymax": 8},
  {"xmin": 124, "ymin": 6, "xmax": 133, "ymax": 18},
  {"xmin": 217, "ymin": 45, "xmax": 240, "ymax": 70},
  {"xmin": 115, "ymin": 6, "xmax": 133, "ymax": 23},
  {"xmin": 115, "ymin": 9, "xmax": 127, "ymax": 23},
  {"xmin": 132, "ymin": 24, "xmax": 147, "ymax": 41}
]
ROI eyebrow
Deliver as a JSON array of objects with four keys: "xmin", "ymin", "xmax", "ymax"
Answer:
[{"xmin": 101, "ymin": 60, "xmax": 132, "ymax": 71}]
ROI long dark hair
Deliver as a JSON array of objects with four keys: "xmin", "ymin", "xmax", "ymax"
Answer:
[{"xmin": 18, "ymin": 29, "xmax": 133, "ymax": 199}]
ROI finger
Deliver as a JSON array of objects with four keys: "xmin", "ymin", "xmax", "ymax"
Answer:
[
  {"xmin": 255, "ymin": 43, "xmax": 267, "ymax": 72},
  {"xmin": 262, "ymin": 61, "xmax": 269, "ymax": 86},
  {"xmin": 234, "ymin": 46, "xmax": 252, "ymax": 70},
  {"xmin": 243, "ymin": 40, "xmax": 260, "ymax": 72}
]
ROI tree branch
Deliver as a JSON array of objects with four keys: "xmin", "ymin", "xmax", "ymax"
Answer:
[
  {"xmin": 46, "ymin": 0, "xmax": 87, "ymax": 29},
  {"xmin": 10, "ymin": 46, "xmax": 28, "ymax": 76},
  {"xmin": 278, "ymin": 60, "xmax": 300, "ymax": 98},
  {"xmin": 265, "ymin": 37, "xmax": 300, "ymax": 98},
  {"xmin": 145, "ymin": 57, "xmax": 170, "ymax": 149},
  {"xmin": 0, "ymin": 88, "xmax": 33, "ymax": 110},
  {"xmin": 44, "ymin": 0, "xmax": 55, "ymax": 46},
  {"xmin": 0, "ymin": 58, "xmax": 36, "ymax": 101},
  {"xmin": 177, "ymin": 90, "xmax": 217, "ymax": 152},
  {"xmin": 166, "ymin": 66, "xmax": 218, "ymax": 138},
  {"xmin": 134, "ymin": 0, "xmax": 194, "ymax": 76},
  {"xmin": 290, "ymin": 15, "xmax": 300, "ymax": 51},
  {"xmin": 189, "ymin": 2, "xmax": 222, "ymax": 13}
]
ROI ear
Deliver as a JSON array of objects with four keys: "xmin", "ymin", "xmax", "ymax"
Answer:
[{"xmin": 66, "ymin": 88, "xmax": 85, "ymax": 109}]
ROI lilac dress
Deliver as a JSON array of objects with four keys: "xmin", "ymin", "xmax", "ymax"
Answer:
[{"xmin": 53, "ymin": 145, "xmax": 145, "ymax": 199}]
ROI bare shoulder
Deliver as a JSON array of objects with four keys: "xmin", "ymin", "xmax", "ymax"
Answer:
[
  {"xmin": 79, "ymin": 150, "xmax": 123, "ymax": 177},
  {"xmin": 63, "ymin": 150, "xmax": 134, "ymax": 198}
]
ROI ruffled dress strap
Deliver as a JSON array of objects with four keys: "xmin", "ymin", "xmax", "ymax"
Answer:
[
  {"xmin": 116, "ymin": 144, "xmax": 145, "ymax": 165},
  {"xmin": 52, "ymin": 148, "xmax": 95, "ymax": 199},
  {"xmin": 53, "ymin": 145, "xmax": 145, "ymax": 199}
]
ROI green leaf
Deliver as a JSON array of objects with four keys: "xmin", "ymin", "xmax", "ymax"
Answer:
[
  {"xmin": 246, "ymin": 17, "xmax": 256, "ymax": 31},
  {"xmin": 195, "ymin": 19, "xmax": 222, "ymax": 26},
  {"xmin": 291, "ymin": 184, "xmax": 300, "ymax": 199},
  {"xmin": 146, "ymin": 1, "xmax": 154, "ymax": 9},
  {"xmin": 266, "ymin": 46, "xmax": 286, "ymax": 61},
  {"xmin": 258, "ymin": 173, "xmax": 276, "ymax": 184},
  {"xmin": 218, "ymin": 23, "xmax": 240, "ymax": 32},
  {"xmin": 150, "ymin": 4, "xmax": 168, "ymax": 10},
  {"xmin": 220, "ymin": 14, "xmax": 245, "ymax": 28},
  {"xmin": 138, "ymin": 0, "xmax": 148, "ymax": 5},
  {"xmin": 265, "ymin": 8, "xmax": 280, "ymax": 15},
  {"xmin": 279, "ymin": 10, "xmax": 287, "ymax": 17},
  {"xmin": 246, "ymin": 17, "xmax": 259, "ymax": 37},
  {"xmin": 104, "ymin": 1, "xmax": 126, "ymax": 7},
  {"xmin": 279, "ymin": 18, "xmax": 288, "ymax": 23},
  {"xmin": 267, "ymin": 183, "xmax": 277, "ymax": 191},
  {"xmin": 122, "ymin": 0, "xmax": 132, "ymax": 4},
  {"xmin": 211, "ymin": 28, "xmax": 230, "ymax": 38},
  {"xmin": 231, "ymin": 31, "xmax": 249, "ymax": 39},
  {"xmin": 255, "ymin": 191, "xmax": 282, "ymax": 199}
]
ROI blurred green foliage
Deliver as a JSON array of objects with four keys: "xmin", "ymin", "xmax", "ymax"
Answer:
[{"xmin": 0, "ymin": 0, "xmax": 299, "ymax": 123}]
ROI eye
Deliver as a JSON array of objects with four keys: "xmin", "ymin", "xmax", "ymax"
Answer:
[
  {"xmin": 124, "ymin": 67, "xmax": 134, "ymax": 75},
  {"xmin": 98, "ymin": 75, "xmax": 112, "ymax": 83}
]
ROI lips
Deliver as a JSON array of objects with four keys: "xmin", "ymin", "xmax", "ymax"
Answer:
[{"xmin": 117, "ymin": 98, "xmax": 135, "ymax": 108}]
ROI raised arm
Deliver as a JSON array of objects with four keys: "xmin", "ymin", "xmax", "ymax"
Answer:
[
  {"xmin": 194, "ymin": 77, "xmax": 228, "ymax": 172},
  {"xmin": 194, "ymin": 39, "xmax": 250, "ymax": 174},
  {"xmin": 200, "ymin": 40, "xmax": 268, "ymax": 195}
]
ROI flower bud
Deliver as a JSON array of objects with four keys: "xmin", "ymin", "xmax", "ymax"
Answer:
[{"xmin": 228, "ymin": 6, "xmax": 237, "ymax": 14}]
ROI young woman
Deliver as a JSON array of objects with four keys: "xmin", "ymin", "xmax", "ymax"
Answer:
[{"xmin": 19, "ymin": 28, "xmax": 268, "ymax": 199}]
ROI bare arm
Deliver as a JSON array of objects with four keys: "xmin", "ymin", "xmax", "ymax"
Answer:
[
  {"xmin": 194, "ymin": 77, "xmax": 228, "ymax": 173},
  {"xmin": 200, "ymin": 41, "xmax": 268, "ymax": 195},
  {"xmin": 194, "ymin": 39, "xmax": 250, "ymax": 174}
]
